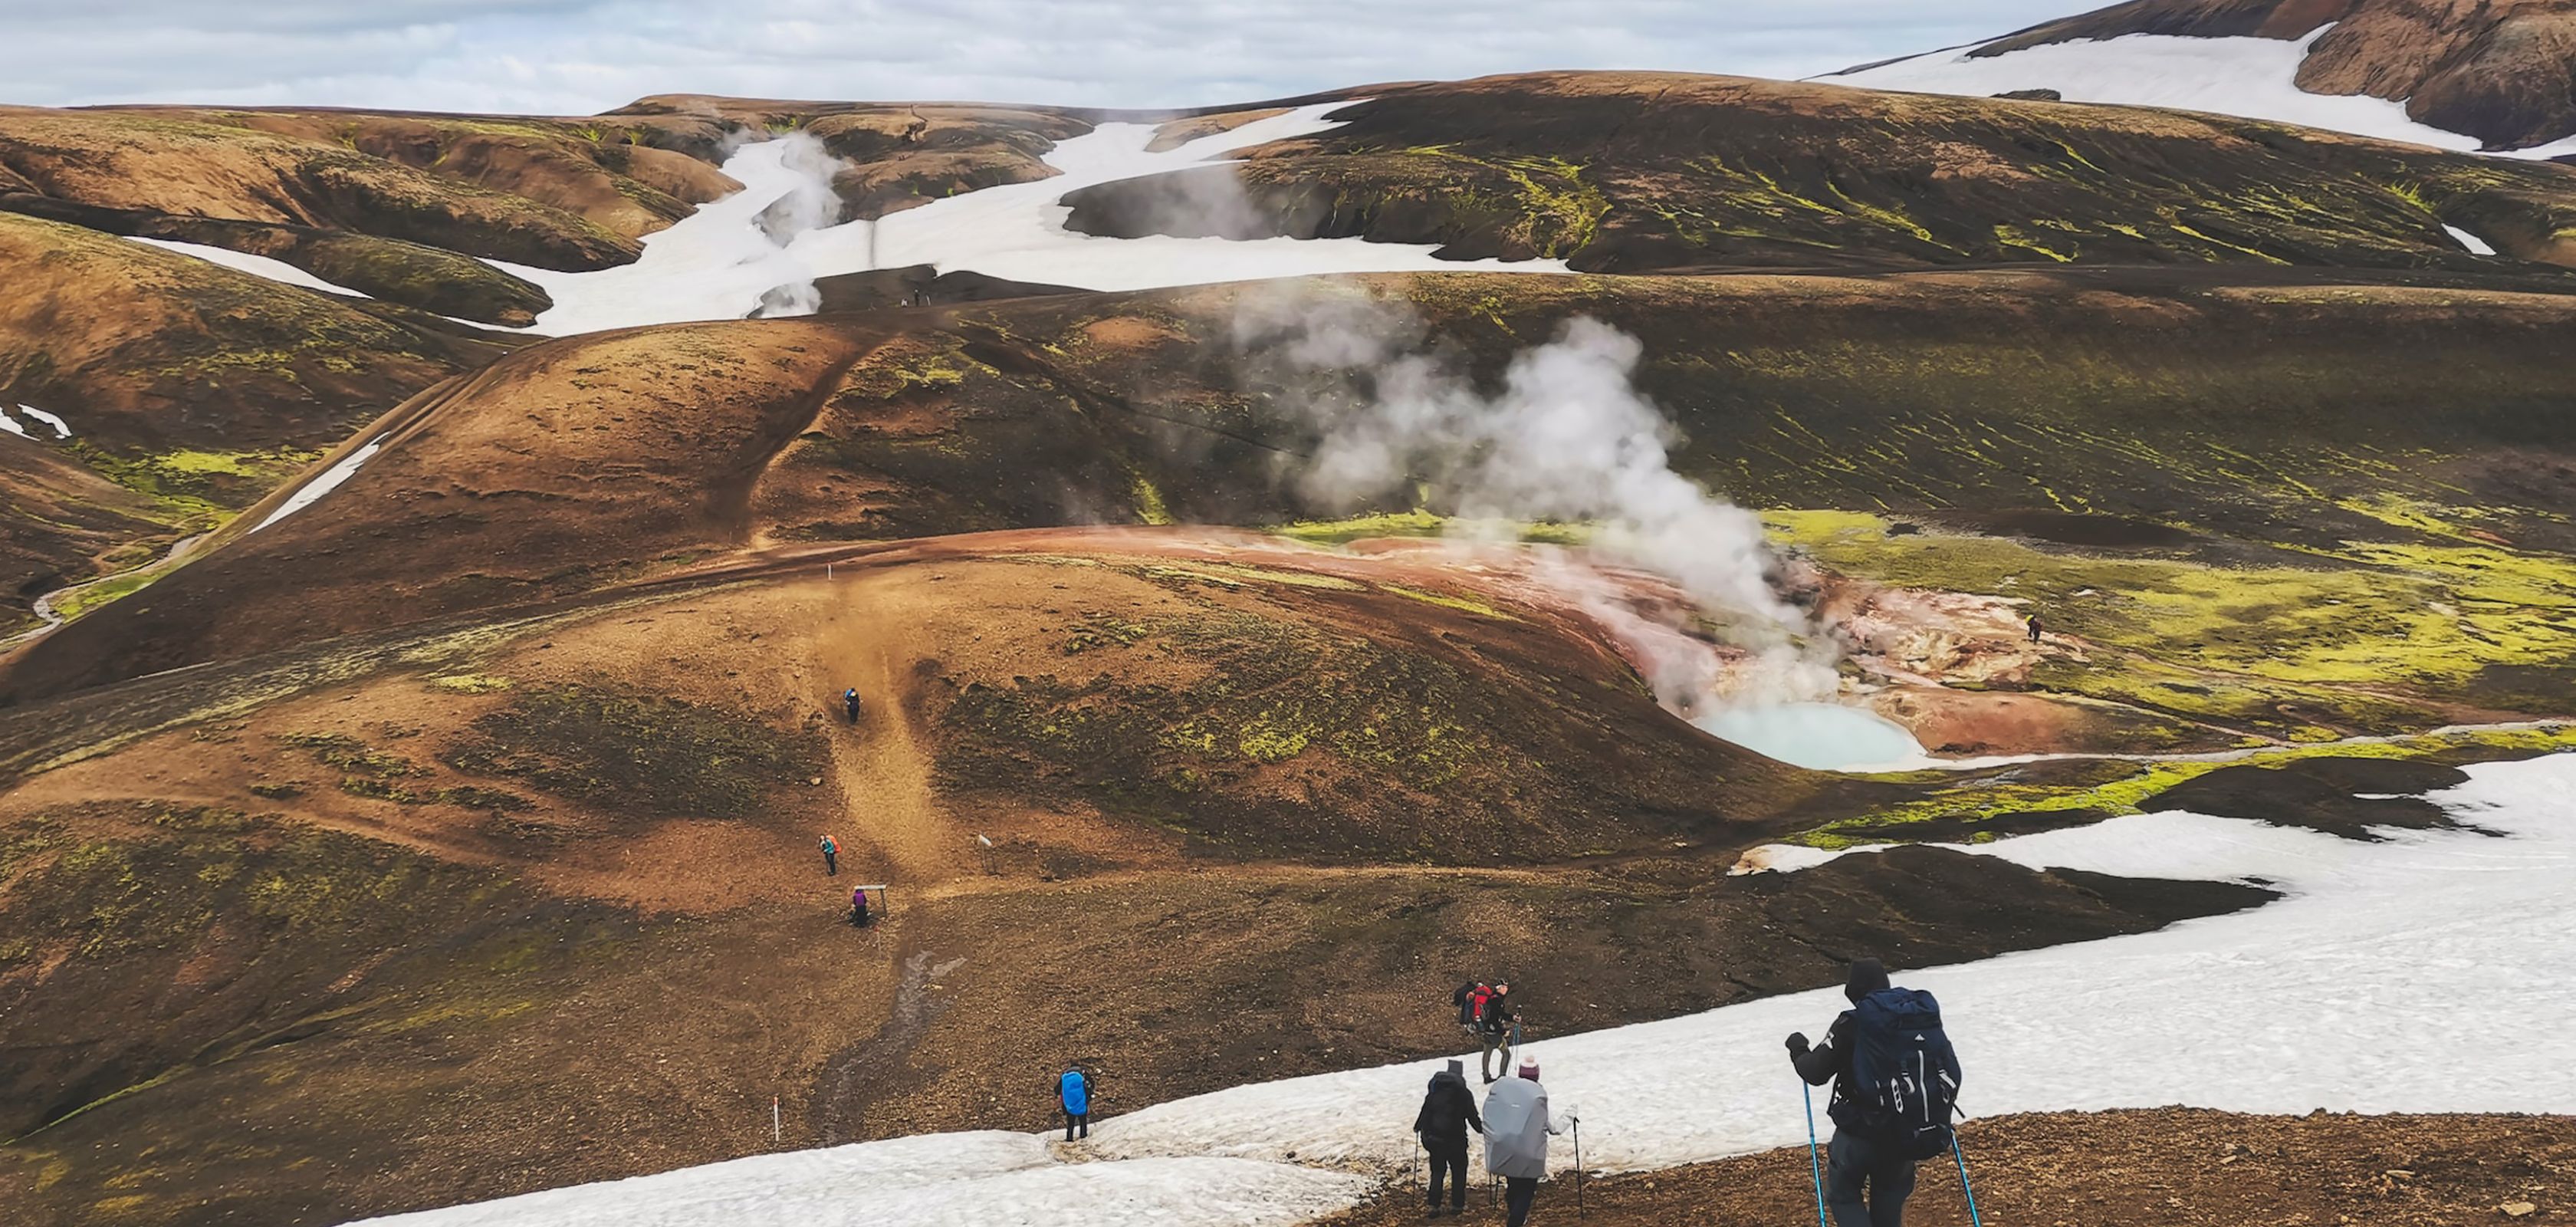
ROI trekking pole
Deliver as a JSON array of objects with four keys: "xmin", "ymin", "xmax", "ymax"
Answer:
[
  {"xmin": 1953, "ymin": 1134, "xmax": 1986, "ymax": 1227},
  {"xmin": 1573, "ymin": 1117, "xmax": 1585, "ymax": 1219},
  {"xmin": 1802, "ymin": 1082, "xmax": 1827, "ymax": 1227}
]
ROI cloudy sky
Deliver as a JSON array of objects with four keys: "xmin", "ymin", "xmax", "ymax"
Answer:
[{"xmin": 8, "ymin": 1, "xmax": 2087, "ymax": 114}]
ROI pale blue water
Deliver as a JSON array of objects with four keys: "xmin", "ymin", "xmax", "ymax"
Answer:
[{"xmin": 1695, "ymin": 702, "xmax": 1927, "ymax": 771}]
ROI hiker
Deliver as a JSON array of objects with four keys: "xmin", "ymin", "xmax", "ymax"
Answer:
[
  {"xmin": 843, "ymin": 686, "xmax": 863, "ymax": 723},
  {"xmin": 1481, "ymin": 1057, "xmax": 1564, "ymax": 1227},
  {"xmin": 1414, "ymin": 1058, "xmax": 1484, "ymax": 1217},
  {"xmin": 1056, "ymin": 1062, "xmax": 1093, "ymax": 1141},
  {"xmin": 1787, "ymin": 958, "xmax": 1960, "ymax": 1227},
  {"xmin": 1477, "ymin": 982, "xmax": 1519, "ymax": 1083},
  {"xmin": 1453, "ymin": 980, "xmax": 1490, "ymax": 1028},
  {"xmin": 2026, "ymin": 612, "xmax": 2042, "ymax": 644},
  {"xmin": 819, "ymin": 833, "xmax": 839, "ymax": 877},
  {"xmin": 847, "ymin": 887, "xmax": 871, "ymax": 927}
]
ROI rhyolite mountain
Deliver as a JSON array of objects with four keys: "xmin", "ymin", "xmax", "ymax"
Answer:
[{"xmin": 1, "ymin": 45, "xmax": 2573, "ymax": 1227}]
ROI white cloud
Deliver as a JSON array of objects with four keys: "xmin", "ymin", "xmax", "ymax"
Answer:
[{"xmin": 2, "ymin": 1, "xmax": 2085, "ymax": 114}]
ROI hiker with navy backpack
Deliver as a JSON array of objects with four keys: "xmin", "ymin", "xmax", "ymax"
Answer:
[{"xmin": 1786, "ymin": 959, "xmax": 1967, "ymax": 1227}]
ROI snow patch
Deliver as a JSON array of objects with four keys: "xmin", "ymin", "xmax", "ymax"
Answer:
[
  {"xmin": 347, "ymin": 1129, "xmax": 1366, "ymax": 1227},
  {"xmin": 1089, "ymin": 755, "xmax": 2576, "ymax": 1176},
  {"xmin": 1727, "ymin": 843, "xmax": 1853, "ymax": 876},
  {"xmin": 1831, "ymin": 28, "xmax": 2576, "ymax": 156},
  {"xmin": 0, "ymin": 406, "xmax": 27, "ymax": 439},
  {"xmin": 18, "ymin": 405, "xmax": 71, "ymax": 438},
  {"xmin": 255, "ymin": 435, "xmax": 388, "ymax": 532},
  {"xmin": 350, "ymin": 752, "xmax": 2576, "ymax": 1225},
  {"xmin": 501, "ymin": 103, "xmax": 1572, "ymax": 335},
  {"xmin": 2443, "ymin": 224, "xmax": 2497, "ymax": 255},
  {"xmin": 127, "ymin": 236, "xmax": 368, "ymax": 297}
]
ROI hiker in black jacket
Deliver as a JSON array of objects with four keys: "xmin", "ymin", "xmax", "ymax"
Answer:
[
  {"xmin": 1788, "ymin": 959, "xmax": 1918, "ymax": 1227},
  {"xmin": 1413, "ymin": 1058, "xmax": 1484, "ymax": 1216}
]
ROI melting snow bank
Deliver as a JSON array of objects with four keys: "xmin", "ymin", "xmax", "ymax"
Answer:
[
  {"xmin": 2444, "ymin": 224, "xmax": 2499, "ymax": 255},
  {"xmin": 255, "ymin": 435, "xmax": 387, "ymax": 532},
  {"xmin": 500, "ymin": 103, "xmax": 1572, "ymax": 334},
  {"xmin": 349, "ymin": 1131, "xmax": 1365, "ymax": 1227},
  {"xmin": 1829, "ymin": 28, "xmax": 2576, "ymax": 157},
  {"xmin": 1695, "ymin": 702, "xmax": 1927, "ymax": 771},
  {"xmin": 18, "ymin": 405, "xmax": 71, "ymax": 437},
  {"xmin": 351, "ymin": 753, "xmax": 2574, "ymax": 1226},
  {"xmin": 126, "ymin": 235, "xmax": 370, "ymax": 296}
]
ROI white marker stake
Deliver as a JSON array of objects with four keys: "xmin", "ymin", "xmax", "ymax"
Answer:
[{"xmin": 773, "ymin": 1095, "xmax": 780, "ymax": 1143}]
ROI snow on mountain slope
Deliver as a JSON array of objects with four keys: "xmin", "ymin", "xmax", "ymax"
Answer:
[
  {"xmin": 253, "ymin": 435, "xmax": 389, "ymax": 532},
  {"xmin": 125, "ymin": 235, "xmax": 371, "ymax": 296},
  {"xmin": 496, "ymin": 103, "xmax": 1572, "ymax": 335},
  {"xmin": 349, "ymin": 752, "xmax": 2576, "ymax": 1227},
  {"xmin": 1834, "ymin": 27, "xmax": 2576, "ymax": 157},
  {"xmin": 351, "ymin": 1131, "xmax": 1366, "ymax": 1227}
]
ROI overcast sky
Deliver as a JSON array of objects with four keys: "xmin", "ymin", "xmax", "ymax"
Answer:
[{"xmin": 3, "ymin": 1, "xmax": 2089, "ymax": 115}]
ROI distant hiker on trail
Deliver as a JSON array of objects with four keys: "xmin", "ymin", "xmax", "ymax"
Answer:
[
  {"xmin": 1788, "ymin": 958, "xmax": 1962, "ymax": 1227},
  {"xmin": 1414, "ymin": 1058, "xmax": 1484, "ymax": 1217},
  {"xmin": 847, "ymin": 887, "xmax": 871, "ymax": 928},
  {"xmin": 1057, "ymin": 1063, "xmax": 1093, "ymax": 1141},
  {"xmin": 843, "ymin": 687, "xmax": 863, "ymax": 723},
  {"xmin": 819, "ymin": 834, "xmax": 839, "ymax": 877},
  {"xmin": 1453, "ymin": 980, "xmax": 1490, "ymax": 1028},
  {"xmin": 1477, "ymin": 982, "xmax": 1519, "ymax": 1083},
  {"xmin": 1481, "ymin": 1057, "xmax": 1566, "ymax": 1227},
  {"xmin": 2026, "ymin": 612, "xmax": 2043, "ymax": 644}
]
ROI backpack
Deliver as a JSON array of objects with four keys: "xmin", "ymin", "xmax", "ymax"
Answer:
[
  {"xmin": 1468, "ymin": 985, "xmax": 1494, "ymax": 1022},
  {"xmin": 1839, "ymin": 987, "xmax": 1962, "ymax": 1160}
]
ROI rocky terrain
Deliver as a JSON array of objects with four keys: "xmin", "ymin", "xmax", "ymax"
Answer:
[
  {"xmin": 0, "ymin": 42, "xmax": 2571, "ymax": 1227},
  {"xmin": 1323, "ymin": 1108, "xmax": 2575, "ymax": 1225}
]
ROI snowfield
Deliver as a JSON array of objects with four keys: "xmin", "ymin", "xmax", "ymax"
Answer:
[
  {"xmin": 127, "ymin": 235, "xmax": 370, "ymax": 297},
  {"xmin": 1832, "ymin": 27, "xmax": 2576, "ymax": 158},
  {"xmin": 254, "ymin": 435, "xmax": 389, "ymax": 532},
  {"xmin": 350, "ymin": 752, "xmax": 2576, "ymax": 1227},
  {"xmin": 498, "ymin": 103, "xmax": 1572, "ymax": 335}
]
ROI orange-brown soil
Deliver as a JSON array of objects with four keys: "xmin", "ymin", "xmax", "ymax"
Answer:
[{"xmin": 1324, "ymin": 1109, "xmax": 2576, "ymax": 1226}]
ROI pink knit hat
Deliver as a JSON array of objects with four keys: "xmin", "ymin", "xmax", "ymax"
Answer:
[{"xmin": 1518, "ymin": 1058, "xmax": 1540, "ymax": 1081}]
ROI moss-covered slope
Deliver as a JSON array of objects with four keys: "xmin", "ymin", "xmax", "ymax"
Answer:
[{"xmin": 1061, "ymin": 71, "xmax": 2576, "ymax": 272}]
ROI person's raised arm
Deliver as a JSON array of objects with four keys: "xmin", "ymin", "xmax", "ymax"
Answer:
[{"xmin": 1787, "ymin": 1016, "xmax": 1845, "ymax": 1086}]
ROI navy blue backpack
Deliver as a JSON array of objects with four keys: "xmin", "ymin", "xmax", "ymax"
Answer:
[{"xmin": 1838, "ymin": 986, "xmax": 1962, "ymax": 1160}]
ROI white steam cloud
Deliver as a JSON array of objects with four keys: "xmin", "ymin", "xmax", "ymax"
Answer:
[
  {"xmin": 1236, "ymin": 285, "xmax": 1839, "ymax": 717},
  {"xmin": 746, "ymin": 130, "xmax": 855, "ymax": 317}
]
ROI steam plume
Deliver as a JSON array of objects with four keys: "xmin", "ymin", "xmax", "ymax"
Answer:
[{"xmin": 1234, "ymin": 284, "xmax": 1838, "ymax": 715}]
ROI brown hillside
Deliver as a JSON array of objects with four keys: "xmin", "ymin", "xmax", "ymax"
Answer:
[
  {"xmin": 0, "ymin": 107, "xmax": 643, "ymax": 270},
  {"xmin": 11, "ymin": 267, "xmax": 2576, "ymax": 706},
  {"xmin": 1975, "ymin": 0, "xmax": 2576, "ymax": 150},
  {"xmin": 1325, "ymin": 1108, "xmax": 2576, "ymax": 1226},
  {"xmin": 1061, "ymin": 70, "xmax": 2576, "ymax": 271},
  {"xmin": 0, "ymin": 214, "xmax": 513, "ymax": 630},
  {"xmin": 0, "ymin": 533, "xmax": 2278, "ymax": 1226}
]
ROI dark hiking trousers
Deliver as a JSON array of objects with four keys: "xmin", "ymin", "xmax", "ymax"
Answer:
[
  {"xmin": 1063, "ymin": 1111, "xmax": 1088, "ymax": 1141},
  {"xmin": 824, "ymin": 851, "xmax": 836, "ymax": 876},
  {"xmin": 1426, "ymin": 1143, "xmax": 1468, "ymax": 1209},
  {"xmin": 1826, "ymin": 1127, "xmax": 1917, "ymax": 1227},
  {"xmin": 1504, "ymin": 1176, "xmax": 1539, "ymax": 1226}
]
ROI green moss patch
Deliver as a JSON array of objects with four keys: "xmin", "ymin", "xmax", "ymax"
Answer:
[{"xmin": 440, "ymin": 686, "xmax": 820, "ymax": 820}]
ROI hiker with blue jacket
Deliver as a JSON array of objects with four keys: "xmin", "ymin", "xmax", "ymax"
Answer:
[
  {"xmin": 1056, "ymin": 1062, "xmax": 1093, "ymax": 1141},
  {"xmin": 1787, "ymin": 958, "xmax": 1962, "ymax": 1227}
]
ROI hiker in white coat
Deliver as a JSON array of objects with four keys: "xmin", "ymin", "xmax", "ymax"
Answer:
[{"xmin": 1481, "ymin": 1057, "xmax": 1566, "ymax": 1227}]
